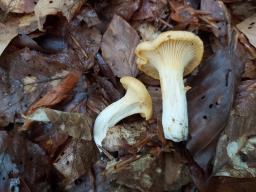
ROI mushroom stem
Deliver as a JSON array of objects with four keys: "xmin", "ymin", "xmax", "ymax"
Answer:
[
  {"xmin": 159, "ymin": 68, "xmax": 188, "ymax": 142},
  {"xmin": 93, "ymin": 95, "xmax": 141, "ymax": 147}
]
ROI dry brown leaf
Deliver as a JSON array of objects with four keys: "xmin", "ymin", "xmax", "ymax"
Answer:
[
  {"xmin": 0, "ymin": 0, "xmax": 38, "ymax": 13},
  {"xmin": 34, "ymin": 0, "xmax": 84, "ymax": 30},
  {"xmin": 101, "ymin": 14, "xmax": 139, "ymax": 78},
  {"xmin": 26, "ymin": 71, "xmax": 80, "ymax": 115},
  {"xmin": 237, "ymin": 14, "xmax": 256, "ymax": 48},
  {"xmin": 0, "ymin": 14, "xmax": 37, "ymax": 56}
]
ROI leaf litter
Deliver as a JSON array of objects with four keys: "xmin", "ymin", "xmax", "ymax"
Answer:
[{"xmin": 0, "ymin": 0, "xmax": 256, "ymax": 191}]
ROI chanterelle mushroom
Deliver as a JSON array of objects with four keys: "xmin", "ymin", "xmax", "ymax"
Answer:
[
  {"xmin": 93, "ymin": 76, "xmax": 152, "ymax": 148},
  {"xmin": 135, "ymin": 31, "xmax": 203, "ymax": 142}
]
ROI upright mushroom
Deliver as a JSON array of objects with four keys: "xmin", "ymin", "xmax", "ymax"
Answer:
[
  {"xmin": 93, "ymin": 76, "xmax": 152, "ymax": 148},
  {"xmin": 135, "ymin": 31, "xmax": 203, "ymax": 142}
]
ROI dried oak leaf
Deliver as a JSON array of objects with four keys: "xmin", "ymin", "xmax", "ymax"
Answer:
[
  {"xmin": 53, "ymin": 139, "xmax": 98, "ymax": 184},
  {"xmin": 26, "ymin": 71, "xmax": 80, "ymax": 115},
  {"xmin": 0, "ymin": 131, "xmax": 51, "ymax": 192},
  {"xmin": 101, "ymin": 14, "xmax": 139, "ymax": 78},
  {"xmin": 34, "ymin": 0, "xmax": 84, "ymax": 30},
  {"xmin": 0, "ymin": 0, "xmax": 38, "ymax": 13},
  {"xmin": 27, "ymin": 108, "xmax": 93, "ymax": 140},
  {"xmin": 237, "ymin": 14, "xmax": 256, "ymax": 48},
  {"xmin": 186, "ymin": 49, "xmax": 242, "ymax": 173},
  {"xmin": 213, "ymin": 80, "xmax": 256, "ymax": 178}
]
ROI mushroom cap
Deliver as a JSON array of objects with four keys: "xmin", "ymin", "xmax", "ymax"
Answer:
[
  {"xmin": 135, "ymin": 31, "xmax": 204, "ymax": 79},
  {"xmin": 120, "ymin": 76, "xmax": 152, "ymax": 120}
]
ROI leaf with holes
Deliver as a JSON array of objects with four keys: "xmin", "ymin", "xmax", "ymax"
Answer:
[{"xmin": 186, "ymin": 49, "xmax": 243, "ymax": 174}]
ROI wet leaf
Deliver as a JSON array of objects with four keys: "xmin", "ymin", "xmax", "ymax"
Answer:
[
  {"xmin": 27, "ymin": 108, "xmax": 93, "ymax": 140},
  {"xmin": 186, "ymin": 49, "xmax": 242, "ymax": 173},
  {"xmin": 101, "ymin": 14, "xmax": 139, "ymax": 78}
]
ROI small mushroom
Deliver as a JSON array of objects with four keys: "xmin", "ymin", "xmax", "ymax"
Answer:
[
  {"xmin": 135, "ymin": 31, "xmax": 203, "ymax": 142},
  {"xmin": 93, "ymin": 76, "xmax": 152, "ymax": 148}
]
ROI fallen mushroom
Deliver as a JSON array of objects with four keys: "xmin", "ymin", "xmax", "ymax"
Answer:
[
  {"xmin": 135, "ymin": 31, "xmax": 203, "ymax": 142},
  {"xmin": 93, "ymin": 76, "xmax": 152, "ymax": 148}
]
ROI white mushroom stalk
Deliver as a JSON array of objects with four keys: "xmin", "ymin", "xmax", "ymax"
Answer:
[
  {"xmin": 135, "ymin": 31, "xmax": 203, "ymax": 142},
  {"xmin": 93, "ymin": 76, "xmax": 152, "ymax": 148}
]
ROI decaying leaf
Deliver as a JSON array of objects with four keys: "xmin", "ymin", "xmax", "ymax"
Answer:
[
  {"xmin": 105, "ymin": 154, "xmax": 164, "ymax": 191},
  {"xmin": 77, "ymin": 6, "xmax": 101, "ymax": 27},
  {"xmin": 34, "ymin": 0, "xmax": 85, "ymax": 30},
  {"xmin": 213, "ymin": 80, "xmax": 256, "ymax": 177},
  {"xmin": 237, "ymin": 14, "xmax": 256, "ymax": 48},
  {"xmin": 132, "ymin": 0, "xmax": 167, "ymax": 21},
  {"xmin": 54, "ymin": 139, "xmax": 98, "ymax": 184},
  {"xmin": 201, "ymin": 0, "xmax": 228, "ymax": 37},
  {"xmin": 164, "ymin": 153, "xmax": 192, "ymax": 191},
  {"xmin": 101, "ymin": 14, "xmax": 139, "ymax": 78},
  {"xmin": 102, "ymin": 120, "xmax": 148, "ymax": 154},
  {"xmin": 68, "ymin": 26, "xmax": 102, "ymax": 71},
  {"xmin": 102, "ymin": 0, "xmax": 140, "ymax": 21},
  {"xmin": 242, "ymin": 60, "xmax": 256, "ymax": 79},
  {"xmin": 0, "ymin": 0, "xmax": 38, "ymax": 13},
  {"xmin": 186, "ymin": 49, "xmax": 242, "ymax": 173},
  {"xmin": 27, "ymin": 108, "xmax": 93, "ymax": 140},
  {"xmin": 0, "ymin": 131, "xmax": 51, "ymax": 191},
  {"xmin": 26, "ymin": 71, "xmax": 80, "ymax": 115}
]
